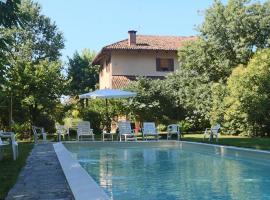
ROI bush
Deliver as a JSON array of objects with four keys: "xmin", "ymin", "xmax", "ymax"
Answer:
[
  {"xmin": 157, "ymin": 124, "xmax": 167, "ymax": 132},
  {"xmin": 222, "ymin": 49, "xmax": 270, "ymax": 136},
  {"xmin": 178, "ymin": 120, "xmax": 192, "ymax": 133},
  {"xmin": 11, "ymin": 122, "xmax": 32, "ymax": 140}
]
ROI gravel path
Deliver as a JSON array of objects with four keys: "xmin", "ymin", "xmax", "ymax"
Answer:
[{"xmin": 6, "ymin": 143, "xmax": 74, "ymax": 200}]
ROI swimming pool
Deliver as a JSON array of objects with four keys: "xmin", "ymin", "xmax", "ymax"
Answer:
[{"xmin": 64, "ymin": 142, "xmax": 270, "ymax": 200}]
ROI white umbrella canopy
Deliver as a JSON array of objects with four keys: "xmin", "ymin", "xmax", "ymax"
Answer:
[
  {"xmin": 79, "ymin": 89, "xmax": 137, "ymax": 132},
  {"xmin": 79, "ymin": 89, "xmax": 137, "ymax": 99}
]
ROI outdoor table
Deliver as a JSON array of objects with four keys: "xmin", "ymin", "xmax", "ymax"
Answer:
[{"xmin": 102, "ymin": 132, "xmax": 114, "ymax": 141}]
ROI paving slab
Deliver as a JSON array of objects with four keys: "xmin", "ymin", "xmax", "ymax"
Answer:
[{"xmin": 6, "ymin": 143, "xmax": 74, "ymax": 200}]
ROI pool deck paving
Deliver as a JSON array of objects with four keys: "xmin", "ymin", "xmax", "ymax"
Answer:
[{"xmin": 6, "ymin": 143, "xmax": 74, "ymax": 200}]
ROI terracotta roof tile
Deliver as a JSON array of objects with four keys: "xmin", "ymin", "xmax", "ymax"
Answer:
[
  {"xmin": 105, "ymin": 35, "xmax": 196, "ymax": 51},
  {"xmin": 112, "ymin": 75, "xmax": 165, "ymax": 89}
]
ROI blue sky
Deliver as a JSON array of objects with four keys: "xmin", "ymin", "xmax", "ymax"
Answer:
[{"xmin": 36, "ymin": 0, "xmax": 226, "ymax": 60}]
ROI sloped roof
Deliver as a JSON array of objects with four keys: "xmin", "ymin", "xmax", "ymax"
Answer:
[
  {"xmin": 105, "ymin": 35, "xmax": 196, "ymax": 50},
  {"xmin": 93, "ymin": 35, "xmax": 197, "ymax": 64}
]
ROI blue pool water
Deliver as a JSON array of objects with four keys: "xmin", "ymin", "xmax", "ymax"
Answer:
[{"xmin": 65, "ymin": 144, "xmax": 270, "ymax": 200}]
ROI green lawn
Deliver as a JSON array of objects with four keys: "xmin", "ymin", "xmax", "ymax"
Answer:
[
  {"xmin": 0, "ymin": 142, "xmax": 34, "ymax": 200},
  {"xmin": 182, "ymin": 134, "xmax": 270, "ymax": 151},
  {"xmin": 64, "ymin": 132, "xmax": 270, "ymax": 151}
]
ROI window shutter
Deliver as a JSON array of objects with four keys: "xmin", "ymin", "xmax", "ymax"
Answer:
[
  {"xmin": 169, "ymin": 59, "xmax": 174, "ymax": 71},
  {"xmin": 156, "ymin": 58, "xmax": 161, "ymax": 71}
]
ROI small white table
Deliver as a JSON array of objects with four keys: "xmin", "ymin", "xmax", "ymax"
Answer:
[{"xmin": 102, "ymin": 132, "xmax": 114, "ymax": 141}]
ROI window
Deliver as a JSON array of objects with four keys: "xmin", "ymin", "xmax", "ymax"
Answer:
[{"xmin": 156, "ymin": 58, "xmax": 174, "ymax": 72}]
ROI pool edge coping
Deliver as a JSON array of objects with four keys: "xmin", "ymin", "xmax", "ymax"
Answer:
[
  {"xmin": 63, "ymin": 140, "xmax": 270, "ymax": 154},
  {"xmin": 180, "ymin": 140, "xmax": 270, "ymax": 154},
  {"xmin": 53, "ymin": 142, "xmax": 110, "ymax": 200}
]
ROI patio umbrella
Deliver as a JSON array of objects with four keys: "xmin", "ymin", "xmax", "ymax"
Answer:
[{"xmin": 79, "ymin": 89, "xmax": 137, "ymax": 131}]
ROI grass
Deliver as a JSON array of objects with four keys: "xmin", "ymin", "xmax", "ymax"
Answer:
[
  {"xmin": 182, "ymin": 134, "xmax": 270, "ymax": 151},
  {"xmin": 63, "ymin": 132, "xmax": 270, "ymax": 151},
  {"xmin": 0, "ymin": 142, "xmax": 34, "ymax": 200}
]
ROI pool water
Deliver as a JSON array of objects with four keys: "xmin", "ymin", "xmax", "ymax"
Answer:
[{"xmin": 65, "ymin": 144, "xmax": 270, "ymax": 200}]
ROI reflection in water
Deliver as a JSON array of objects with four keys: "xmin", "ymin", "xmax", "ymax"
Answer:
[{"xmin": 66, "ymin": 145, "xmax": 270, "ymax": 200}]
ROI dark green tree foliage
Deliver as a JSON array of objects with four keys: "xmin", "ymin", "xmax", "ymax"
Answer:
[
  {"xmin": 175, "ymin": 0, "xmax": 270, "ymax": 128},
  {"xmin": 166, "ymin": 70, "xmax": 212, "ymax": 129},
  {"xmin": 67, "ymin": 49, "xmax": 99, "ymax": 96},
  {"xmin": 200, "ymin": 0, "xmax": 270, "ymax": 67},
  {"xmin": 0, "ymin": 0, "xmax": 21, "ymax": 92},
  {"xmin": 0, "ymin": 0, "xmax": 65, "ymax": 133},
  {"xmin": 0, "ymin": 0, "xmax": 21, "ymax": 28},
  {"xmin": 126, "ymin": 77, "xmax": 184, "ymax": 124}
]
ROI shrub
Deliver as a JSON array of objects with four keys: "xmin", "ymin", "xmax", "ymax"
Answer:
[{"xmin": 157, "ymin": 124, "xmax": 167, "ymax": 132}]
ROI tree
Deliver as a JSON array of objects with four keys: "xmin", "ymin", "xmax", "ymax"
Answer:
[
  {"xmin": 125, "ymin": 77, "xmax": 183, "ymax": 124},
  {"xmin": 0, "ymin": 0, "xmax": 22, "ymax": 91},
  {"xmin": 0, "ymin": 0, "xmax": 65, "ymax": 133},
  {"xmin": 166, "ymin": 70, "xmax": 212, "ymax": 129},
  {"xmin": 175, "ymin": 0, "xmax": 270, "ymax": 127},
  {"xmin": 0, "ymin": 0, "xmax": 21, "ymax": 28},
  {"xmin": 223, "ymin": 49, "xmax": 270, "ymax": 136},
  {"xmin": 67, "ymin": 49, "xmax": 99, "ymax": 96},
  {"xmin": 200, "ymin": 0, "xmax": 270, "ymax": 67}
]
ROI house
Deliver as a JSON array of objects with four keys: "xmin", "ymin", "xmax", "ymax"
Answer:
[{"xmin": 92, "ymin": 30, "xmax": 196, "ymax": 89}]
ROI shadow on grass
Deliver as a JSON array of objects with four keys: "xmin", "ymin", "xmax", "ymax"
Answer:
[{"xmin": 0, "ymin": 142, "xmax": 34, "ymax": 200}]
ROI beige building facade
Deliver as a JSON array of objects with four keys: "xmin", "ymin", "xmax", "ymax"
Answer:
[{"xmin": 93, "ymin": 31, "xmax": 196, "ymax": 89}]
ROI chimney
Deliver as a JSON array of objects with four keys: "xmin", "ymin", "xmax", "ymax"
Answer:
[{"xmin": 128, "ymin": 30, "xmax": 137, "ymax": 46}]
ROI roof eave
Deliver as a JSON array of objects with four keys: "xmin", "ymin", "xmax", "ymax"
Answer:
[{"xmin": 92, "ymin": 48, "xmax": 109, "ymax": 65}]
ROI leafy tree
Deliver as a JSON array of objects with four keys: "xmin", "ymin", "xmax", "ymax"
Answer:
[
  {"xmin": 0, "ymin": 0, "xmax": 22, "ymax": 93},
  {"xmin": 67, "ymin": 49, "xmax": 99, "ymax": 96},
  {"xmin": 175, "ymin": 0, "xmax": 270, "ymax": 128},
  {"xmin": 166, "ymin": 70, "xmax": 212, "ymax": 130},
  {"xmin": 223, "ymin": 49, "xmax": 270, "ymax": 136},
  {"xmin": 125, "ymin": 77, "xmax": 183, "ymax": 124},
  {"xmin": 0, "ymin": 0, "xmax": 65, "ymax": 133},
  {"xmin": 200, "ymin": 0, "xmax": 270, "ymax": 67},
  {"xmin": 0, "ymin": 0, "xmax": 21, "ymax": 28}
]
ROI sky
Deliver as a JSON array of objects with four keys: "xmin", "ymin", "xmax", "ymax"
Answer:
[{"xmin": 36, "ymin": 0, "xmax": 226, "ymax": 61}]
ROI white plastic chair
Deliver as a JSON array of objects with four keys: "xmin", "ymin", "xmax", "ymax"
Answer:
[
  {"xmin": 66, "ymin": 120, "xmax": 79, "ymax": 137},
  {"xmin": 118, "ymin": 121, "xmax": 137, "ymax": 141},
  {"xmin": 167, "ymin": 124, "xmax": 181, "ymax": 140},
  {"xmin": 32, "ymin": 126, "xmax": 47, "ymax": 144},
  {"xmin": 204, "ymin": 124, "xmax": 221, "ymax": 142},
  {"xmin": 56, "ymin": 124, "xmax": 69, "ymax": 141},
  {"xmin": 142, "ymin": 122, "xmax": 159, "ymax": 141},
  {"xmin": 77, "ymin": 121, "xmax": 94, "ymax": 141},
  {"xmin": 0, "ymin": 131, "xmax": 18, "ymax": 160}
]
